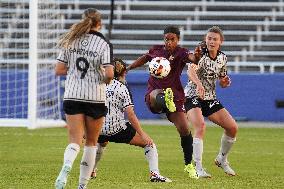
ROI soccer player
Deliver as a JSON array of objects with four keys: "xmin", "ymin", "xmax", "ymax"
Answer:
[
  {"xmin": 126, "ymin": 26, "xmax": 201, "ymax": 179},
  {"xmin": 54, "ymin": 8, "xmax": 114, "ymax": 189},
  {"xmin": 90, "ymin": 58, "xmax": 171, "ymax": 182},
  {"xmin": 184, "ymin": 26, "xmax": 238, "ymax": 178}
]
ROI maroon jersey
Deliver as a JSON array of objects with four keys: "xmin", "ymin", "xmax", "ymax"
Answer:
[{"xmin": 145, "ymin": 45, "xmax": 191, "ymax": 102}]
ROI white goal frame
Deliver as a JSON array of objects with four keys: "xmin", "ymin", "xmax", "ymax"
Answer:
[{"xmin": 0, "ymin": 0, "xmax": 66, "ymax": 129}]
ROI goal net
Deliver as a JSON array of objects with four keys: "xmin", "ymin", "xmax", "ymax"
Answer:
[{"xmin": 0, "ymin": 0, "xmax": 66, "ymax": 128}]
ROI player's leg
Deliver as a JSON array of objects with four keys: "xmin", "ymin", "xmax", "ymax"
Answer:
[
  {"xmin": 90, "ymin": 141, "xmax": 108, "ymax": 179},
  {"xmin": 91, "ymin": 124, "xmax": 135, "ymax": 179},
  {"xmin": 78, "ymin": 103, "xmax": 107, "ymax": 188},
  {"xmin": 103, "ymin": 122, "xmax": 169, "ymax": 182},
  {"xmin": 167, "ymin": 111, "xmax": 198, "ymax": 179},
  {"xmin": 78, "ymin": 115, "xmax": 104, "ymax": 188},
  {"xmin": 187, "ymin": 108, "xmax": 211, "ymax": 178},
  {"xmin": 185, "ymin": 97, "xmax": 211, "ymax": 178},
  {"xmin": 55, "ymin": 114, "xmax": 84, "ymax": 189},
  {"xmin": 164, "ymin": 88, "xmax": 176, "ymax": 112},
  {"xmin": 208, "ymin": 108, "xmax": 238, "ymax": 176},
  {"xmin": 147, "ymin": 89, "xmax": 166, "ymax": 113},
  {"xmin": 128, "ymin": 130, "xmax": 172, "ymax": 182},
  {"xmin": 147, "ymin": 89, "xmax": 176, "ymax": 113}
]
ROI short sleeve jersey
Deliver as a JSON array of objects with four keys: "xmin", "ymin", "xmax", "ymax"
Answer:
[
  {"xmin": 101, "ymin": 79, "xmax": 134, "ymax": 136},
  {"xmin": 145, "ymin": 45, "xmax": 192, "ymax": 102},
  {"xmin": 184, "ymin": 50, "xmax": 228, "ymax": 100},
  {"xmin": 57, "ymin": 31, "xmax": 113, "ymax": 103}
]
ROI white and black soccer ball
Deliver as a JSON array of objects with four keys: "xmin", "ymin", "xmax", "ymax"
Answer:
[{"xmin": 148, "ymin": 57, "xmax": 171, "ymax": 79}]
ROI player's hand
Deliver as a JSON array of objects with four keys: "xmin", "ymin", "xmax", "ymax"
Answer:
[
  {"xmin": 219, "ymin": 75, "xmax": 231, "ymax": 88},
  {"xmin": 140, "ymin": 132, "xmax": 154, "ymax": 147},
  {"xmin": 194, "ymin": 45, "xmax": 202, "ymax": 61},
  {"xmin": 196, "ymin": 83, "xmax": 205, "ymax": 99},
  {"xmin": 199, "ymin": 41, "xmax": 207, "ymax": 55}
]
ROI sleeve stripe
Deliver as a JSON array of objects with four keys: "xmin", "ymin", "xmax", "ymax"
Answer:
[{"xmin": 56, "ymin": 59, "xmax": 68, "ymax": 64}]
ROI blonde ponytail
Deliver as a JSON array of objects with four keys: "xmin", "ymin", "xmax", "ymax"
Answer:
[{"xmin": 58, "ymin": 8, "xmax": 101, "ymax": 48}]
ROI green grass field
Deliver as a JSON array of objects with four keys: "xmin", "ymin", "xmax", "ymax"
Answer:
[{"xmin": 1, "ymin": 124, "xmax": 284, "ymax": 189}]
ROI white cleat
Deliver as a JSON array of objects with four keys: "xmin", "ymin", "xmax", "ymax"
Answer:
[
  {"xmin": 215, "ymin": 158, "xmax": 236, "ymax": 176},
  {"xmin": 150, "ymin": 172, "xmax": 172, "ymax": 182},
  {"xmin": 55, "ymin": 165, "xmax": 71, "ymax": 189},
  {"xmin": 196, "ymin": 168, "xmax": 212, "ymax": 178}
]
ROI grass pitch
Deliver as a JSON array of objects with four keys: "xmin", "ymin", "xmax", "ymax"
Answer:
[{"xmin": 1, "ymin": 124, "xmax": 284, "ymax": 189}]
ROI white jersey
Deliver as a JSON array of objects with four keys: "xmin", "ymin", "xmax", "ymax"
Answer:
[
  {"xmin": 184, "ymin": 50, "xmax": 227, "ymax": 100},
  {"xmin": 101, "ymin": 79, "xmax": 134, "ymax": 136},
  {"xmin": 57, "ymin": 31, "xmax": 113, "ymax": 103}
]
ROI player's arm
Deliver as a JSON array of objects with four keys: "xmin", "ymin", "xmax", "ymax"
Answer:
[
  {"xmin": 187, "ymin": 64, "xmax": 205, "ymax": 99},
  {"xmin": 218, "ymin": 56, "xmax": 230, "ymax": 88},
  {"xmin": 125, "ymin": 106, "xmax": 153, "ymax": 146},
  {"xmin": 126, "ymin": 55, "xmax": 149, "ymax": 72},
  {"xmin": 219, "ymin": 75, "xmax": 231, "ymax": 88},
  {"xmin": 101, "ymin": 43, "xmax": 114, "ymax": 84},
  {"xmin": 187, "ymin": 45, "xmax": 202, "ymax": 64},
  {"xmin": 55, "ymin": 61, "xmax": 68, "ymax": 76}
]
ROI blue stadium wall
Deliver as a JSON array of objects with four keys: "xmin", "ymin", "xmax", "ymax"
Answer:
[
  {"xmin": 126, "ymin": 71, "xmax": 284, "ymax": 122},
  {"xmin": 0, "ymin": 70, "xmax": 283, "ymax": 122}
]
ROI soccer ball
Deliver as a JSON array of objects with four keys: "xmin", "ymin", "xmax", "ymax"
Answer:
[{"xmin": 148, "ymin": 57, "xmax": 171, "ymax": 79}]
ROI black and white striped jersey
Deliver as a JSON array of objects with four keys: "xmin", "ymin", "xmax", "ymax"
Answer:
[
  {"xmin": 57, "ymin": 31, "xmax": 113, "ymax": 103},
  {"xmin": 184, "ymin": 51, "xmax": 227, "ymax": 100},
  {"xmin": 101, "ymin": 79, "xmax": 134, "ymax": 136}
]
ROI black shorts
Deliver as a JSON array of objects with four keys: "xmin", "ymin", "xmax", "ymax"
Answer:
[
  {"xmin": 184, "ymin": 97, "xmax": 224, "ymax": 117},
  {"xmin": 98, "ymin": 122, "xmax": 136, "ymax": 144},
  {"xmin": 63, "ymin": 100, "xmax": 107, "ymax": 119}
]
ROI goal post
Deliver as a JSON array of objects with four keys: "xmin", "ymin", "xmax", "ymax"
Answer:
[{"xmin": 0, "ymin": 0, "xmax": 66, "ymax": 128}]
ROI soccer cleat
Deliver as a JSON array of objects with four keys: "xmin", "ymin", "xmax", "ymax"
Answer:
[
  {"xmin": 77, "ymin": 184, "xmax": 86, "ymax": 189},
  {"xmin": 150, "ymin": 172, "xmax": 172, "ymax": 182},
  {"xmin": 164, "ymin": 88, "xmax": 176, "ymax": 112},
  {"xmin": 196, "ymin": 168, "xmax": 211, "ymax": 178},
  {"xmin": 90, "ymin": 169, "xmax": 97, "ymax": 179},
  {"xmin": 184, "ymin": 163, "xmax": 199, "ymax": 179},
  {"xmin": 215, "ymin": 158, "xmax": 236, "ymax": 176},
  {"xmin": 55, "ymin": 165, "xmax": 71, "ymax": 189}
]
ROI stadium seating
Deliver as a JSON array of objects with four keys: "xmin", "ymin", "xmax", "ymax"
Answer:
[{"xmin": 1, "ymin": 0, "xmax": 284, "ymax": 73}]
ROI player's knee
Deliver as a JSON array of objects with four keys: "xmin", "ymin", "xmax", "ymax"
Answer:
[
  {"xmin": 195, "ymin": 121, "xmax": 206, "ymax": 136},
  {"xmin": 227, "ymin": 124, "xmax": 238, "ymax": 137}
]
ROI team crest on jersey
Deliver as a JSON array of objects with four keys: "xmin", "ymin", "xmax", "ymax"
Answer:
[
  {"xmin": 81, "ymin": 39, "xmax": 89, "ymax": 47},
  {"xmin": 169, "ymin": 55, "xmax": 174, "ymax": 61},
  {"xmin": 106, "ymin": 90, "xmax": 114, "ymax": 98}
]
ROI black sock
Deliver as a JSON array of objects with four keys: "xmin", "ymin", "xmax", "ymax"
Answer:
[
  {"xmin": 180, "ymin": 133, "xmax": 193, "ymax": 165},
  {"xmin": 155, "ymin": 93, "xmax": 167, "ymax": 109}
]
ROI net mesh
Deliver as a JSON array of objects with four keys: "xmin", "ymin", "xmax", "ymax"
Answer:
[{"xmin": 0, "ymin": 0, "xmax": 64, "ymax": 124}]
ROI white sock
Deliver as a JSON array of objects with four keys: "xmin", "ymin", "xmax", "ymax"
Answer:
[
  {"xmin": 93, "ymin": 143, "xmax": 106, "ymax": 172},
  {"xmin": 144, "ymin": 144, "xmax": 159, "ymax": 174},
  {"xmin": 218, "ymin": 134, "xmax": 236, "ymax": 161},
  {"xmin": 193, "ymin": 138, "xmax": 203, "ymax": 170},
  {"xmin": 79, "ymin": 146, "xmax": 97, "ymax": 186},
  {"xmin": 63, "ymin": 143, "xmax": 80, "ymax": 168}
]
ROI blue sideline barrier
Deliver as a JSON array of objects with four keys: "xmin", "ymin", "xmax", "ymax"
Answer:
[
  {"xmin": 126, "ymin": 71, "xmax": 284, "ymax": 122},
  {"xmin": 1, "ymin": 69, "xmax": 283, "ymax": 122}
]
